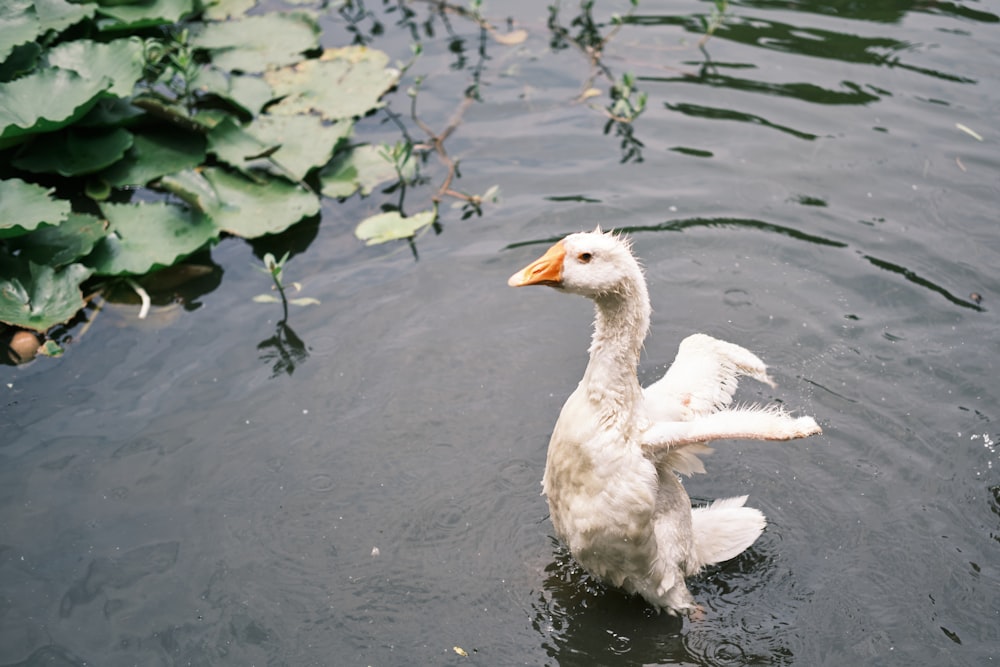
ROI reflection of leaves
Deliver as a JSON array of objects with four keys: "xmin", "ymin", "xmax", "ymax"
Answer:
[
  {"xmin": 604, "ymin": 117, "xmax": 644, "ymax": 164},
  {"xmin": 258, "ymin": 321, "xmax": 309, "ymax": 378}
]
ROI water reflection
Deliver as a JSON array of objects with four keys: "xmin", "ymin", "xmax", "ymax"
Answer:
[
  {"xmin": 533, "ymin": 540, "xmax": 797, "ymax": 666},
  {"xmin": 740, "ymin": 0, "xmax": 999, "ymax": 25},
  {"xmin": 506, "ymin": 216, "xmax": 848, "ymax": 251},
  {"xmin": 533, "ymin": 542, "xmax": 690, "ymax": 666},
  {"xmin": 257, "ymin": 320, "xmax": 310, "ymax": 377},
  {"xmin": 507, "ymin": 216, "xmax": 984, "ymax": 312}
]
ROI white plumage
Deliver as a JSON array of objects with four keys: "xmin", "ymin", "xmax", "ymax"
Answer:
[{"xmin": 509, "ymin": 229, "xmax": 821, "ymax": 615}]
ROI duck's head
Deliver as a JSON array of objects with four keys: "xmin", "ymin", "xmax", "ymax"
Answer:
[{"xmin": 508, "ymin": 229, "xmax": 643, "ymax": 299}]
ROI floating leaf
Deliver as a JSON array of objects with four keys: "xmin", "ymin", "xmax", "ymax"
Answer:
[
  {"xmin": 242, "ymin": 115, "xmax": 353, "ymax": 181},
  {"xmin": 265, "ymin": 46, "xmax": 400, "ymax": 121},
  {"xmin": 96, "ymin": 0, "xmax": 197, "ymax": 30},
  {"xmin": 48, "ymin": 37, "xmax": 146, "ymax": 98},
  {"xmin": 13, "ymin": 127, "xmax": 134, "ymax": 176},
  {"xmin": 0, "ymin": 41, "xmax": 42, "ymax": 81},
  {"xmin": 39, "ymin": 339, "xmax": 64, "ymax": 357},
  {"xmin": 319, "ymin": 143, "xmax": 414, "ymax": 198},
  {"xmin": 77, "ymin": 97, "xmax": 145, "ymax": 129},
  {"xmin": 159, "ymin": 169, "xmax": 221, "ymax": 212},
  {"xmin": 0, "ymin": 0, "xmax": 40, "ymax": 63},
  {"xmin": 192, "ymin": 67, "xmax": 275, "ymax": 116},
  {"xmin": 101, "ymin": 128, "xmax": 207, "ymax": 187},
  {"xmin": 202, "ymin": 0, "xmax": 257, "ymax": 21},
  {"xmin": 492, "ymin": 29, "xmax": 527, "ymax": 45},
  {"xmin": 35, "ymin": 0, "xmax": 96, "ymax": 34},
  {"xmin": 200, "ymin": 167, "xmax": 320, "ymax": 237},
  {"xmin": 206, "ymin": 115, "xmax": 272, "ymax": 174},
  {"xmin": 8, "ymin": 212, "xmax": 106, "ymax": 266},
  {"xmin": 0, "ymin": 252, "xmax": 94, "ymax": 332},
  {"xmin": 0, "ymin": 68, "xmax": 112, "ymax": 147},
  {"xmin": 88, "ymin": 201, "xmax": 219, "ymax": 275},
  {"xmin": 191, "ymin": 12, "xmax": 320, "ymax": 72},
  {"xmin": 354, "ymin": 209, "xmax": 436, "ymax": 245},
  {"xmin": 0, "ymin": 178, "xmax": 71, "ymax": 238}
]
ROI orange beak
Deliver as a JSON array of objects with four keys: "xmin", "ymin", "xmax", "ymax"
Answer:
[{"xmin": 508, "ymin": 241, "xmax": 566, "ymax": 287}]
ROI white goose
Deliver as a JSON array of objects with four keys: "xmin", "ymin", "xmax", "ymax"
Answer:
[{"xmin": 509, "ymin": 229, "xmax": 821, "ymax": 615}]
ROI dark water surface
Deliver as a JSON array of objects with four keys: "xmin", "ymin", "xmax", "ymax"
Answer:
[{"xmin": 2, "ymin": 1, "xmax": 999, "ymax": 665}]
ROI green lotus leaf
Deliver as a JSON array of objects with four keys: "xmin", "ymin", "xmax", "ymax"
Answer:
[
  {"xmin": 190, "ymin": 12, "xmax": 320, "ymax": 72},
  {"xmin": 0, "ymin": 42, "xmax": 42, "ymax": 81},
  {"xmin": 319, "ymin": 143, "xmax": 415, "ymax": 199},
  {"xmin": 101, "ymin": 128, "xmax": 206, "ymax": 187},
  {"xmin": 0, "ymin": 178, "xmax": 71, "ymax": 238},
  {"xmin": 88, "ymin": 201, "xmax": 219, "ymax": 275},
  {"xmin": 76, "ymin": 97, "xmax": 145, "ymax": 128},
  {"xmin": 0, "ymin": 252, "xmax": 94, "ymax": 332},
  {"xmin": 200, "ymin": 167, "xmax": 320, "ymax": 237},
  {"xmin": 8, "ymin": 212, "xmax": 106, "ymax": 267},
  {"xmin": 240, "ymin": 115, "xmax": 353, "ymax": 181},
  {"xmin": 48, "ymin": 37, "xmax": 146, "ymax": 98},
  {"xmin": 0, "ymin": 67, "xmax": 112, "ymax": 147},
  {"xmin": 354, "ymin": 209, "xmax": 436, "ymax": 245},
  {"xmin": 265, "ymin": 46, "xmax": 400, "ymax": 121},
  {"xmin": 192, "ymin": 68, "xmax": 274, "ymax": 115},
  {"xmin": 159, "ymin": 168, "xmax": 221, "ymax": 212},
  {"xmin": 206, "ymin": 115, "xmax": 272, "ymax": 174},
  {"xmin": 96, "ymin": 0, "xmax": 197, "ymax": 30},
  {"xmin": 13, "ymin": 127, "xmax": 134, "ymax": 176},
  {"xmin": 35, "ymin": 0, "xmax": 96, "ymax": 34},
  {"xmin": 0, "ymin": 0, "xmax": 39, "ymax": 63},
  {"xmin": 202, "ymin": 0, "xmax": 256, "ymax": 21}
]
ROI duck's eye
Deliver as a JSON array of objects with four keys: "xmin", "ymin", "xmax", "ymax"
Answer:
[{"xmin": 578, "ymin": 252, "xmax": 593, "ymax": 263}]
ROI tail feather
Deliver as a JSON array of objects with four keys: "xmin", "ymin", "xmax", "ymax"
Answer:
[{"xmin": 690, "ymin": 495, "xmax": 765, "ymax": 570}]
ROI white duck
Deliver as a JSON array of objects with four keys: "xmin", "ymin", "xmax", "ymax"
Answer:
[{"xmin": 508, "ymin": 229, "xmax": 821, "ymax": 615}]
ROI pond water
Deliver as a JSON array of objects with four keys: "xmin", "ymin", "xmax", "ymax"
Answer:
[{"xmin": 2, "ymin": 1, "xmax": 999, "ymax": 665}]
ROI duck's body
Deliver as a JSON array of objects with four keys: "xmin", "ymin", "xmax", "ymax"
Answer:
[{"xmin": 509, "ymin": 230, "xmax": 821, "ymax": 614}]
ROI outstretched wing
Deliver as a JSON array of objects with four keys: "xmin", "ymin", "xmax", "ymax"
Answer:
[{"xmin": 643, "ymin": 333, "xmax": 775, "ymax": 423}]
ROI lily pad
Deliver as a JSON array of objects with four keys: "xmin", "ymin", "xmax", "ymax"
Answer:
[
  {"xmin": 319, "ymin": 143, "xmax": 415, "ymax": 198},
  {"xmin": 354, "ymin": 209, "xmax": 436, "ymax": 245},
  {"xmin": 0, "ymin": 178, "xmax": 71, "ymax": 238},
  {"xmin": 200, "ymin": 167, "xmax": 320, "ymax": 237},
  {"xmin": 206, "ymin": 115, "xmax": 272, "ymax": 174},
  {"xmin": 101, "ymin": 128, "xmax": 207, "ymax": 187},
  {"xmin": 265, "ymin": 46, "xmax": 400, "ymax": 121},
  {"xmin": 159, "ymin": 169, "xmax": 221, "ymax": 212},
  {"xmin": 13, "ymin": 127, "xmax": 134, "ymax": 176},
  {"xmin": 0, "ymin": 41, "xmax": 42, "ymax": 81},
  {"xmin": 0, "ymin": 253, "xmax": 94, "ymax": 332},
  {"xmin": 8, "ymin": 212, "xmax": 106, "ymax": 267},
  {"xmin": 191, "ymin": 12, "xmax": 320, "ymax": 72},
  {"xmin": 0, "ymin": 67, "xmax": 112, "ymax": 147},
  {"xmin": 48, "ymin": 37, "xmax": 146, "ymax": 98},
  {"xmin": 202, "ymin": 0, "xmax": 256, "ymax": 21},
  {"xmin": 242, "ymin": 115, "xmax": 353, "ymax": 181},
  {"xmin": 192, "ymin": 68, "xmax": 275, "ymax": 116},
  {"xmin": 35, "ymin": 0, "xmax": 97, "ymax": 36},
  {"xmin": 88, "ymin": 201, "xmax": 219, "ymax": 275},
  {"xmin": 96, "ymin": 0, "xmax": 197, "ymax": 30},
  {"xmin": 0, "ymin": 0, "xmax": 39, "ymax": 63}
]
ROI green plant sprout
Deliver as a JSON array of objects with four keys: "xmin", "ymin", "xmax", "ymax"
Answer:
[
  {"xmin": 254, "ymin": 253, "xmax": 319, "ymax": 322},
  {"xmin": 699, "ymin": 0, "xmax": 729, "ymax": 46}
]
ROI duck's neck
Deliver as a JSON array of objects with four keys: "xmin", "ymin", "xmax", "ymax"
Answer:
[{"xmin": 581, "ymin": 278, "xmax": 650, "ymax": 422}]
